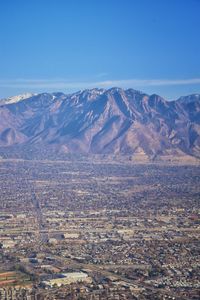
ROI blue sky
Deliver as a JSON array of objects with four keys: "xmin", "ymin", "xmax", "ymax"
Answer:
[{"xmin": 0, "ymin": 0, "xmax": 200, "ymax": 99}]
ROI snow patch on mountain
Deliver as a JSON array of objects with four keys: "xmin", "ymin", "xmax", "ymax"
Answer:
[{"xmin": 0, "ymin": 93, "xmax": 36, "ymax": 105}]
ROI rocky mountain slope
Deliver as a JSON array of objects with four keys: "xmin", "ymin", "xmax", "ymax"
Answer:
[{"xmin": 0, "ymin": 88, "xmax": 200, "ymax": 160}]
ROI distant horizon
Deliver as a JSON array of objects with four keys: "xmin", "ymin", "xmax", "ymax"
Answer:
[{"xmin": 1, "ymin": 84, "xmax": 200, "ymax": 102}]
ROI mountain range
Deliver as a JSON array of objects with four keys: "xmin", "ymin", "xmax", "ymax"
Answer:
[{"xmin": 0, "ymin": 88, "xmax": 200, "ymax": 161}]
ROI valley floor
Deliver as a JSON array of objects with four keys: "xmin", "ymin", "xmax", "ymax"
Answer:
[{"xmin": 0, "ymin": 158, "xmax": 199, "ymax": 299}]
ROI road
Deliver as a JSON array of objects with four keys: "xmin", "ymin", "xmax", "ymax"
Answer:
[{"xmin": 31, "ymin": 190, "xmax": 49, "ymax": 246}]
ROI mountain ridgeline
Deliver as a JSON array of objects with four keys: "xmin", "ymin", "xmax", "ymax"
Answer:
[{"xmin": 0, "ymin": 88, "xmax": 200, "ymax": 160}]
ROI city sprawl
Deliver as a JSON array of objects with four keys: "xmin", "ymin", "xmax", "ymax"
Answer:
[{"xmin": 0, "ymin": 159, "xmax": 199, "ymax": 299}]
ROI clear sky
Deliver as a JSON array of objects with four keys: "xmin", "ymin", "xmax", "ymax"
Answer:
[{"xmin": 0, "ymin": 0, "xmax": 200, "ymax": 99}]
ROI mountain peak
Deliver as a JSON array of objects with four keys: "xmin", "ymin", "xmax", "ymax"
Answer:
[
  {"xmin": 106, "ymin": 87, "xmax": 124, "ymax": 94},
  {"xmin": 177, "ymin": 94, "xmax": 200, "ymax": 104},
  {"xmin": 0, "ymin": 93, "xmax": 36, "ymax": 105},
  {"xmin": 0, "ymin": 88, "xmax": 200, "ymax": 160}
]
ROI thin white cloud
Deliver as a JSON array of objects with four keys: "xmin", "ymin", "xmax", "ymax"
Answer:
[
  {"xmin": 0, "ymin": 78, "xmax": 200, "ymax": 89},
  {"xmin": 95, "ymin": 72, "xmax": 109, "ymax": 78}
]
